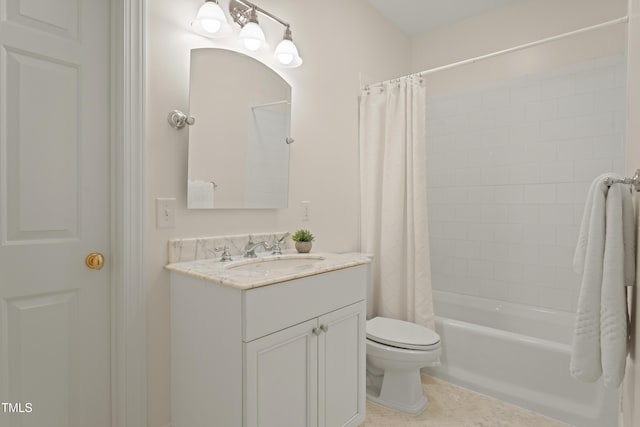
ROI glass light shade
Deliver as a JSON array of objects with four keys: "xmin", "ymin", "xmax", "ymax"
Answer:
[
  {"xmin": 275, "ymin": 39, "xmax": 302, "ymax": 67},
  {"xmin": 193, "ymin": 1, "xmax": 227, "ymax": 35},
  {"xmin": 201, "ymin": 18, "xmax": 221, "ymax": 34},
  {"xmin": 239, "ymin": 22, "xmax": 266, "ymax": 51}
]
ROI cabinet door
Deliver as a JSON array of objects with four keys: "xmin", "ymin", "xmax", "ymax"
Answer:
[
  {"xmin": 245, "ymin": 318, "xmax": 318, "ymax": 427},
  {"xmin": 318, "ymin": 301, "xmax": 366, "ymax": 427}
]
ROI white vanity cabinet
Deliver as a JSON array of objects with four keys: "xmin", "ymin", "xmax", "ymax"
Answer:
[
  {"xmin": 245, "ymin": 301, "xmax": 365, "ymax": 427},
  {"xmin": 170, "ymin": 263, "xmax": 367, "ymax": 427}
]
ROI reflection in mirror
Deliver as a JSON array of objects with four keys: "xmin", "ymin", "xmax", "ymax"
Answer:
[{"xmin": 187, "ymin": 48, "xmax": 291, "ymax": 209}]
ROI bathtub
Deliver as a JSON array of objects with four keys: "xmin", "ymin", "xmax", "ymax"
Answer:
[{"xmin": 425, "ymin": 291, "xmax": 619, "ymax": 427}]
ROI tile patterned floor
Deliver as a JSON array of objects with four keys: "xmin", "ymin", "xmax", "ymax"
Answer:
[{"xmin": 363, "ymin": 375, "xmax": 570, "ymax": 427}]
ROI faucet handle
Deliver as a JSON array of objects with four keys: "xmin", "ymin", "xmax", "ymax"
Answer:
[
  {"xmin": 272, "ymin": 232, "xmax": 289, "ymax": 255},
  {"xmin": 214, "ymin": 245, "xmax": 233, "ymax": 262},
  {"xmin": 272, "ymin": 241, "xmax": 283, "ymax": 255},
  {"xmin": 244, "ymin": 235, "xmax": 255, "ymax": 251},
  {"xmin": 277, "ymin": 232, "xmax": 290, "ymax": 243}
]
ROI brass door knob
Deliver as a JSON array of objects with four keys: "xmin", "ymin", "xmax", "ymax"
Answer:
[{"xmin": 85, "ymin": 252, "xmax": 105, "ymax": 270}]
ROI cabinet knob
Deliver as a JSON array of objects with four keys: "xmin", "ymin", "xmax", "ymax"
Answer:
[
  {"xmin": 319, "ymin": 324, "xmax": 329, "ymax": 333},
  {"xmin": 312, "ymin": 327, "xmax": 321, "ymax": 336}
]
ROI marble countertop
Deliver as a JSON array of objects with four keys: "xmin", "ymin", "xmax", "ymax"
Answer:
[{"xmin": 166, "ymin": 252, "xmax": 371, "ymax": 290}]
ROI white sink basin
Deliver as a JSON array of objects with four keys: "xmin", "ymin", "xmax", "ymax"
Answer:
[{"xmin": 226, "ymin": 255, "xmax": 326, "ymax": 272}]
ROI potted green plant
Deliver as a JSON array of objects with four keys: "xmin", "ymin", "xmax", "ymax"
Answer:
[{"xmin": 291, "ymin": 229, "xmax": 315, "ymax": 253}]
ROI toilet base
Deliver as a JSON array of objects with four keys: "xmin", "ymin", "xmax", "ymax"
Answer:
[
  {"xmin": 366, "ymin": 384, "xmax": 427, "ymax": 415},
  {"xmin": 366, "ymin": 369, "xmax": 427, "ymax": 415}
]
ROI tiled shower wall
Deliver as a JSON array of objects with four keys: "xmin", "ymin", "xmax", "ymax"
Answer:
[{"xmin": 426, "ymin": 56, "xmax": 626, "ymax": 313}]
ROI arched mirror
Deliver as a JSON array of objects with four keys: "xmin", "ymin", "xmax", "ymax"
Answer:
[{"xmin": 187, "ymin": 48, "xmax": 292, "ymax": 209}]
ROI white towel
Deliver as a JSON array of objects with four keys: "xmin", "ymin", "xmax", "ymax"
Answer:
[
  {"xmin": 571, "ymin": 174, "xmax": 609, "ymax": 383},
  {"xmin": 571, "ymin": 173, "xmax": 635, "ymax": 388},
  {"xmin": 622, "ymin": 188, "xmax": 636, "ymax": 287},
  {"xmin": 600, "ymin": 183, "xmax": 633, "ymax": 387}
]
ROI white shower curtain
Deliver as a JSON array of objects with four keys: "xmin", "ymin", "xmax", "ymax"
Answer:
[{"xmin": 359, "ymin": 77, "xmax": 435, "ymax": 330}]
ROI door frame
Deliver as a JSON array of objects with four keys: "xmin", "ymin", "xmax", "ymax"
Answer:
[{"xmin": 111, "ymin": 1, "xmax": 146, "ymax": 426}]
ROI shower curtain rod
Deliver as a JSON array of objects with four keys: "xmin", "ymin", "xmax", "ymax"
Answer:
[{"xmin": 364, "ymin": 16, "xmax": 628, "ymax": 89}]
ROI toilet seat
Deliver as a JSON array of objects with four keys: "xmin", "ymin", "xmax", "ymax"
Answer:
[{"xmin": 366, "ymin": 317, "xmax": 440, "ymax": 351}]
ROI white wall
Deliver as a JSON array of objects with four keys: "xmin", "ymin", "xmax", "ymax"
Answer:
[
  {"xmin": 411, "ymin": 0, "xmax": 628, "ymax": 314},
  {"xmin": 145, "ymin": 1, "xmax": 410, "ymax": 425}
]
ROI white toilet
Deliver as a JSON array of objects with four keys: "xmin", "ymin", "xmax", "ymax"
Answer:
[{"xmin": 365, "ymin": 316, "xmax": 441, "ymax": 414}]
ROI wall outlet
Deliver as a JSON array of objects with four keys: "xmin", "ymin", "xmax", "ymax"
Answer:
[
  {"xmin": 156, "ymin": 197, "xmax": 176, "ymax": 229},
  {"xmin": 301, "ymin": 201, "xmax": 311, "ymax": 222}
]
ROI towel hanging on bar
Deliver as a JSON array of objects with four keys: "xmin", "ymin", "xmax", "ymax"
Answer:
[
  {"xmin": 571, "ymin": 173, "xmax": 636, "ymax": 388},
  {"xmin": 603, "ymin": 169, "xmax": 640, "ymax": 191}
]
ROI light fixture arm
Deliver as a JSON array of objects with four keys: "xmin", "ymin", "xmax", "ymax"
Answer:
[
  {"xmin": 282, "ymin": 25, "xmax": 293, "ymax": 41},
  {"xmin": 230, "ymin": 0, "xmax": 290, "ymax": 29}
]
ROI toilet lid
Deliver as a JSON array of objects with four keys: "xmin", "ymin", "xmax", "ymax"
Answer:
[{"xmin": 366, "ymin": 317, "xmax": 440, "ymax": 350}]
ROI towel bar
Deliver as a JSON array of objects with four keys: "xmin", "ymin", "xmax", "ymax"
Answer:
[{"xmin": 604, "ymin": 169, "xmax": 640, "ymax": 191}]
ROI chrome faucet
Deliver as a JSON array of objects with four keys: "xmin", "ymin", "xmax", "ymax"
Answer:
[{"xmin": 244, "ymin": 240, "xmax": 272, "ymax": 258}]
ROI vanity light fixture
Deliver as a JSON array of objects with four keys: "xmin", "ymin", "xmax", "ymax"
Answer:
[
  {"xmin": 192, "ymin": 0, "xmax": 303, "ymax": 68},
  {"xmin": 274, "ymin": 26, "xmax": 302, "ymax": 68},
  {"xmin": 238, "ymin": 7, "xmax": 265, "ymax": 51},
  {"xmin": 192, "ymin": 0, "xmax": 229, "ymax": 36}
]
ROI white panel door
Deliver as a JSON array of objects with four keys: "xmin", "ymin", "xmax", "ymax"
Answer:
[
  {"xmin": 0, "ymin": 0, "xmax": 111, "ymax": 425},
  {"xmin": 245, "ymin": 319, "xmax": 318, "ymax": 427},
  {"xmin": 318, "ymin": 302, "xmax": 366, "ymax": 427}
]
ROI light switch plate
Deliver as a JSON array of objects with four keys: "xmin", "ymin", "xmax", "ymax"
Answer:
[
  {"xmin": 156, "ymin": 197, "xmax": 176, "ymax": 229},
  {"xmin": 301, "ymin": 200, "xmax": 311, "ymax": 222}
]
